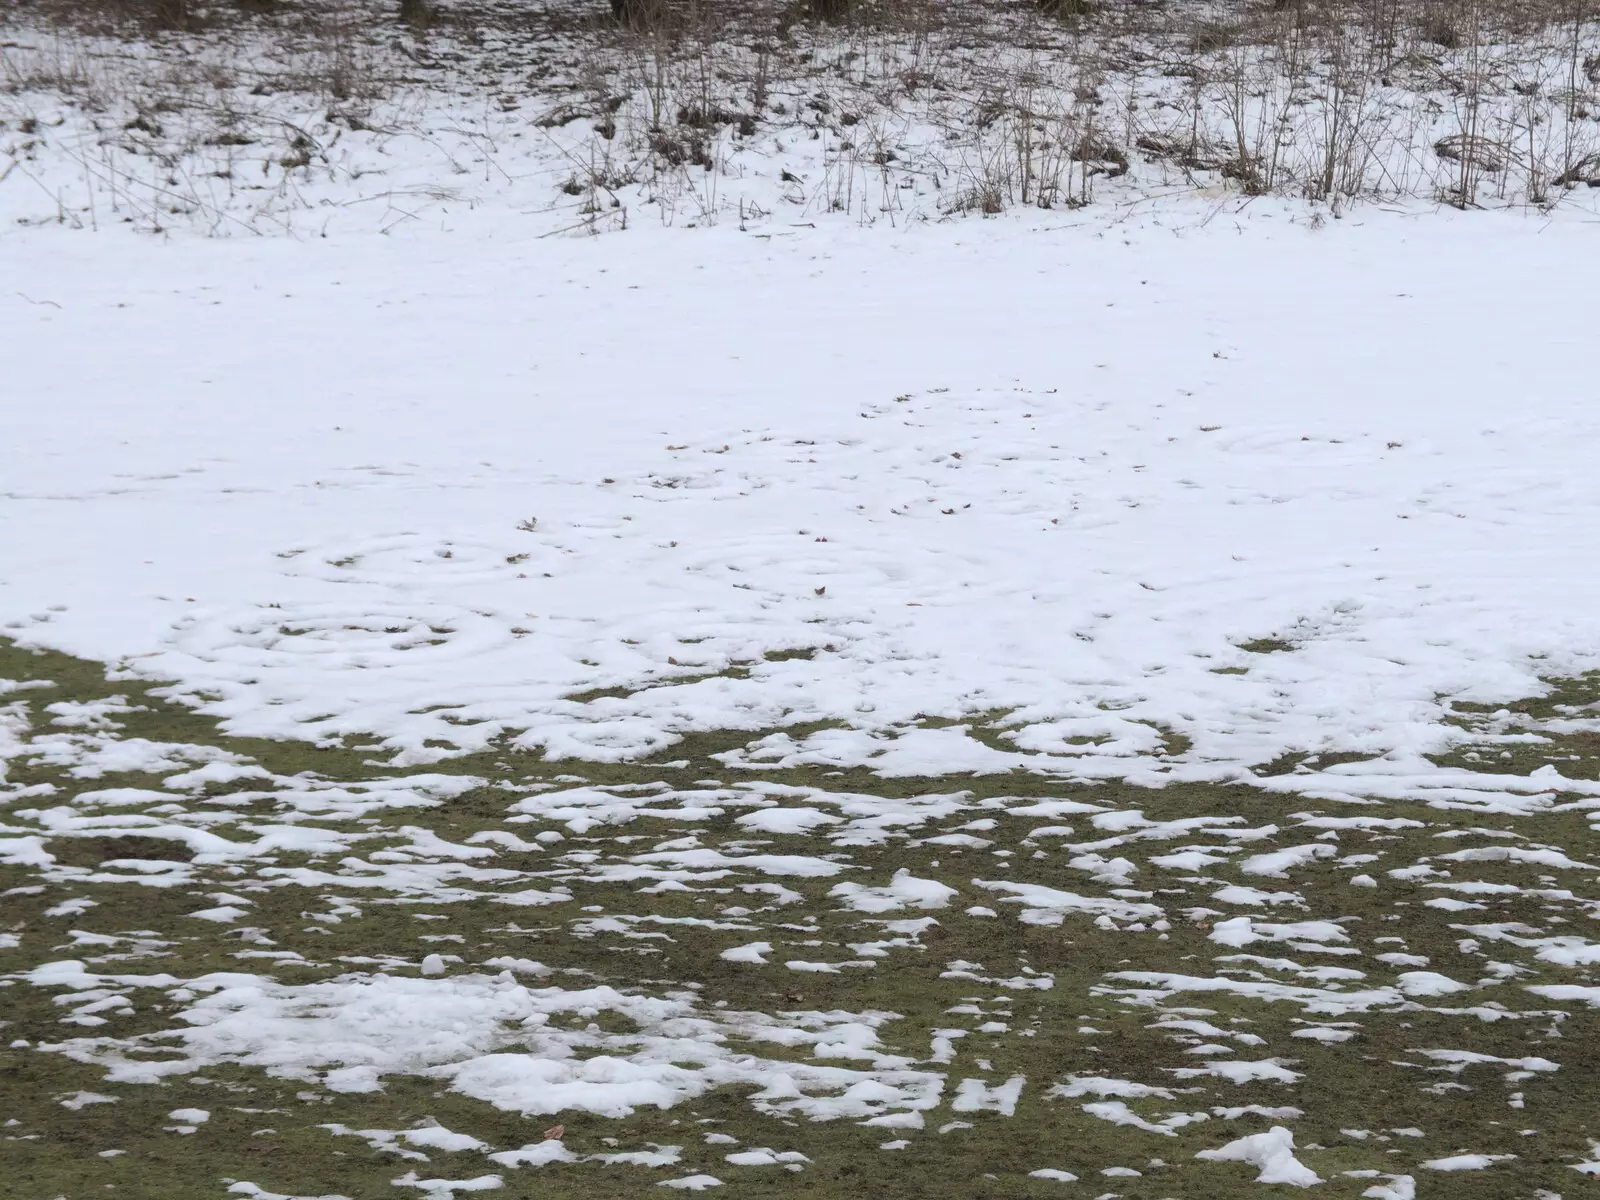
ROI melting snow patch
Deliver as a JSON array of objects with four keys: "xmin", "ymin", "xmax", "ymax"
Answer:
[
  {"xmin": 392, "ymin": 1174, "xmax": 503, "ymax": 1195},
  {"xmin": 1356, "ymin": 1174, "xmax": 1415, "ymax": 1200},
  {"xmin": 1054, "ymin": 1076, "xmax": 1175, "ymax": 1101},
  {"xmin": 1420, "ymin": 1154, "xmax": 1516, "ymax": 1171},
  {"xmin": 950, "ymin": 1076, "xmax": 1025, "ymax": 1116},
  {"xmin": 486, "ymin": 1142, "xmax": 577, "ymax": 1168},
  {"xmin": 831, "ymin": 870, "xmax": 956, "ymax": 913},
  {"xmin": 1172, "ymin": 1060, "xmax": 1303, "ymax": 1086},
  {"xmin": 189, "ymin": 905, "xmax": 250, "ymax": 923},
  {"xmin": 1239, "ymin": 845, "xmax": 1337, "ymax": 877},
  {"xmin": 1213, "ymin": 886, "xmax": 1305, "ymax": 907},
  {"xmin": 58, "ymin": 1091, "xmax": 117, "ymax": 1110},
  {"xmin": 1395, "ymin": 972, "xmax": 1471, "ymax": 997},
  {"xmin": 325, "ymin": 1124, "xmax": 490, "ymax": 1159},
  {"xmin": 724, "ymin": 1149, "xmax": 809, "ymax": 1166},
  {"xmin": 1209, "ymin": 917, "xmax": 1348, "ymax": 948},
  {"xmin": 1528, "ymin": 984, "xmax": 1600, "ymax": 1006},
  {"xmin": 1195, "ymin": 1127, "xmax": 1322, "ymax": 1186},
  {"xmin": 1291, "ymin": 1027, "xmax": 1356, "ymax": 1044},
  {"xmin": 1081, "ymin": 1101, "xmax": 1205, "ymax": 1135}
]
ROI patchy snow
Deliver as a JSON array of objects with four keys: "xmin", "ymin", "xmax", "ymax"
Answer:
[
  {"xmin": 58, "ymin": 1091, "xmax": 118, "ymax": 1110},
  {"xmin": 1195, "ymin": 1126, "xmax": 1322, "ymax": 1187},
  {"xmin": 227, "ymin": 1186, "xmax": 350, "ymax": 1200},
  {"xmin": 830, "ymin": 870, "xmax": 957, "ymax": 913},
  {"xmin": 723, "ymin": 1148, "xmax": 808, "ymax": 1166},
  {"xmin": 391, "ymin": 1173, "xmax": 503, "ymax": 1195},
  {"xmin": 1420, "ymin": 1153, "xmax": 1517, "ymax": 1171},
  {"xmin": 1357, "ymin": 1174, "xmax": 1416, "ymax": 1200},
  {"xmin": 3, "ymin": 14, "xmax": 1600, "ymax": 1194},
  {"xmin": 719, "ymin": 941, "xmax": 772, "ymax": 965}
]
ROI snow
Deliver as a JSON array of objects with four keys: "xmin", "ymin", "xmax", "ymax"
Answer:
[
  {"xmin": 1195, "ymin": 1127, "xmax": 1323, "ymax": 1187},
  {"xmin": 1420, "ymin": 1153, "xmax": 1517, "ymax": 1171},
  {"xmin": 1209, "ymin": 918, "xmax": 1348, "ymax": 949},
  {"xmin": 1359, "ymin": 1175, "xmax": 1416, "ymax": 1200},
  {"xmin": 723, "ymin": 1148, "xmax": 808, "ymax": 1166},
  {"xmin": 485, "ymin": 1142, "xmax": 577, "ymax": 1169},
  {"xmin": 1394, "ymin": 972, "xmax": 1472, "ymax": 998},
  {"xmin": 830, "ymin": 870, "xmax": 957, "ymax": 913},
  {"xmin": 1081, "ymin": 1101, "xmax": 1205, "ymax": 1136},
  {"xmin": 391, "ymin": 1173, "xmax": 503, "ymax": 1195},
  {"xmin": 950, "ymin": 1076, "xmax": 1025, "ymax": 1117},
  {"xmin": 1179, "ymin": 1060, "xmax": 1303, "ymax": 1087},
  {"xmin": 58, "ymin": 1091, "xmax": 117, "ymax": 1110},
  {"xmin": 5, "ymin": 21, "xmax": 1600, "ymax": 1193},
  {"xmin": 1054, "ymin": 1077, "xmax": 1175, "ymax": 1101},
  {"xmin": 227, "ymin": 1187, "xmax": 349, "ymax": 1200},
  {"xmin": 3, "ymin": 205, "xmax": 1600, "ymax": 802}
]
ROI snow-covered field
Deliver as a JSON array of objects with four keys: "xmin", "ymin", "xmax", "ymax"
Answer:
[
  {"xmin": 7, "ymin": 200, "xmax": 1600, "ymax": 791},
  {"xmin": 5, "ymin": 6, "xmax": 1600, "ymax": 1195}
]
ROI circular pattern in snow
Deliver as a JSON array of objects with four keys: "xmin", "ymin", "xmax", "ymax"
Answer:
[
  {"xmin": 171, "ymin": 603, "xmax": 512, "ymax": 671},
  {"xmin": 280, "ymin": 533, "xmax": 550, "ymax": 587}
]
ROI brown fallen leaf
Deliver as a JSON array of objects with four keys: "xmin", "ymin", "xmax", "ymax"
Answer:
[{"xmin": 543, "ymin": 1124, "xmax": 565, "ymax": 1141}]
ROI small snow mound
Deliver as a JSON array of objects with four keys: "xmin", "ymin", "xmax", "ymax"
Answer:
[
  {"xmin": 830, "ymin": 869, "xmax": 957, "ymax": 913},
  {"xmin": 58, "ymin": 1091, "xmax": 117, "ymax": 1110},
  {"xmin": 1196, "ymin": 1126, "xmax": 1322, "ymax": 1187},
  {"xmin": 1360, "ymin": 1174, "xmax": 1416, "ymax": 1200},
  {"xmin": 1395, "ymin": 971, "xmax": 1470, "ymax": 997},
  {"xmin": 391, "ymin": 1174, "xmax": 503, "ymax": 1195},
  {"xmin": 227, "ymin": 1185, "xmax": 349, "ymax": 1200},
  {"xmin": 1420, "ymin": 1153, "xmax": 1516, "ymax": 1171},
  {"xmin": 724, "ymin": 1148, "xmax": 808, "ymax": 1166}
]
